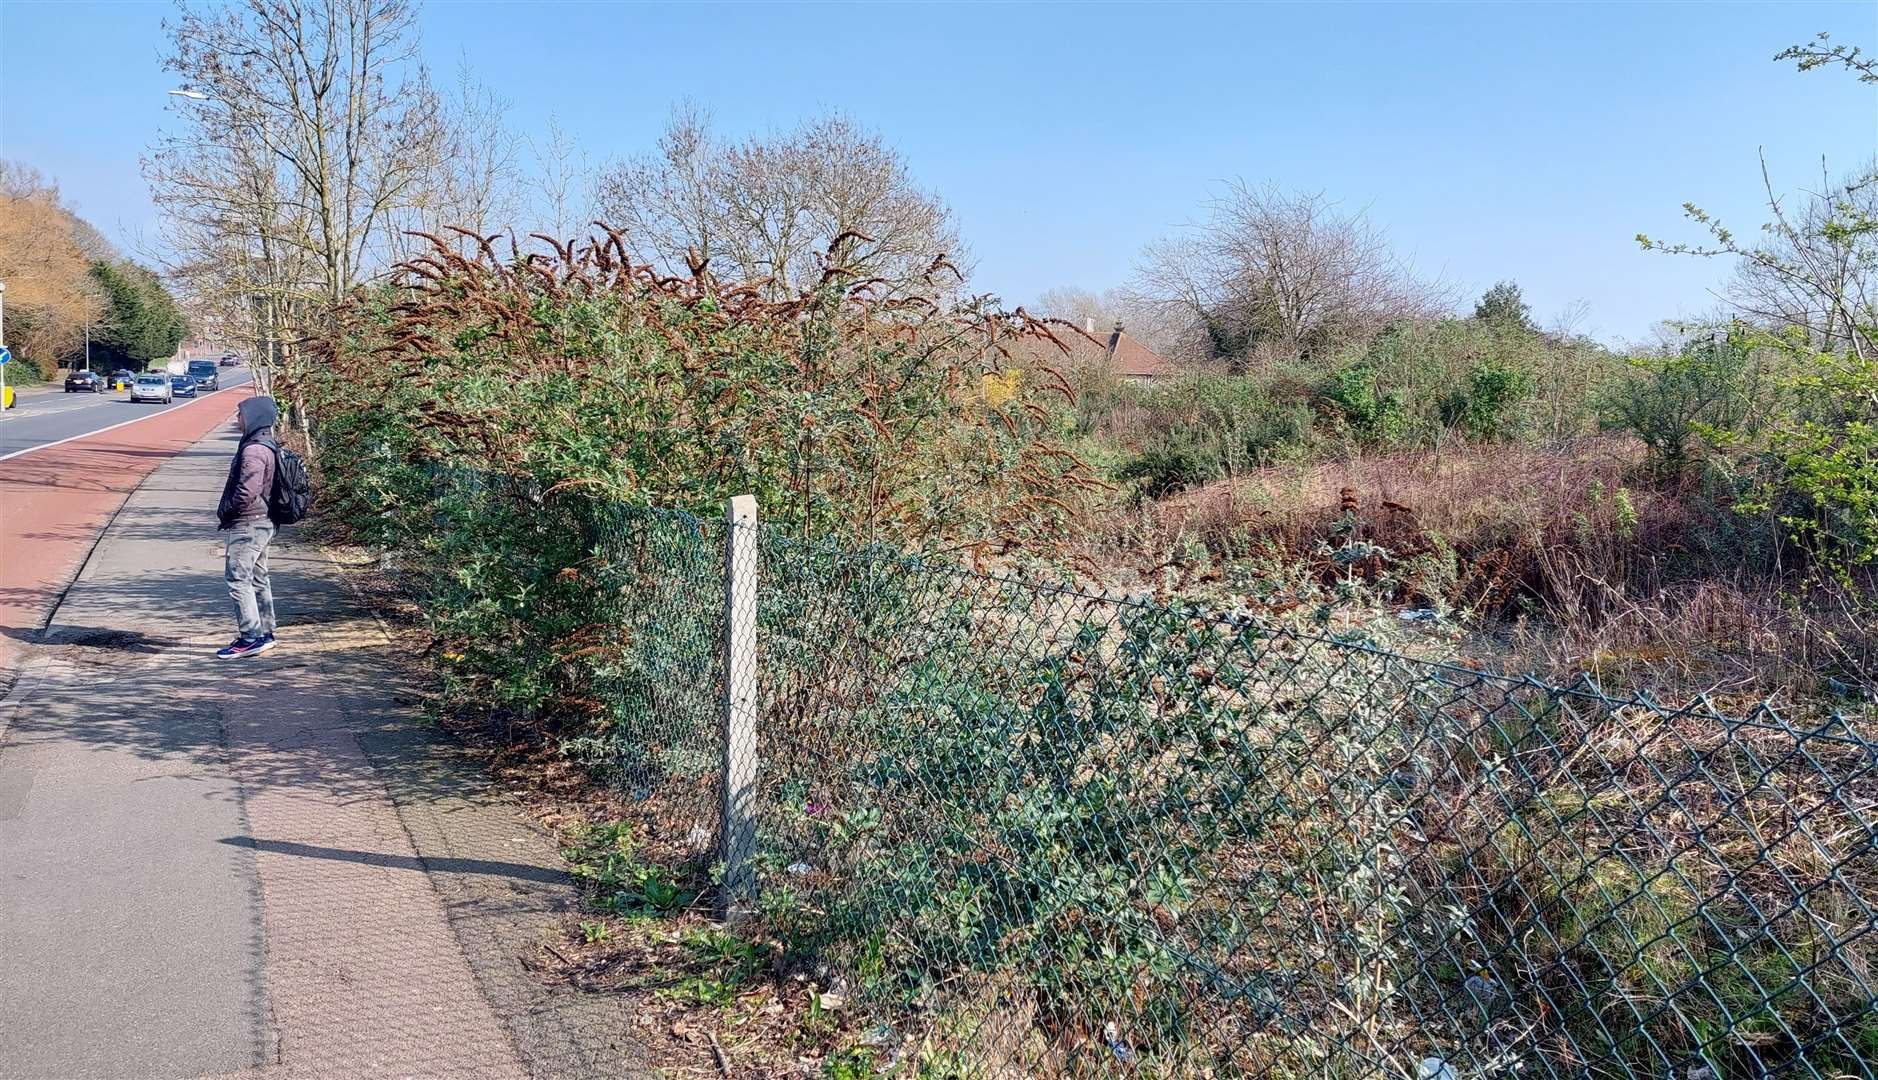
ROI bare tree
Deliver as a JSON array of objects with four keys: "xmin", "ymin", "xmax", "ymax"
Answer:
[
  {"xmin": 1031, "ymin": 284, "xmax": 1195, "ymax": 358},
  {"xmin": 528, "ymin": 113, "xmax": 589, "ymax": 242},
  {"xmin": 146, "ymin": 63, "xmax": 315, "ymax": 382},
  {"xmin": 1033, "ymin": 286, "xmax": 1109, "ymax": 331},
  {"xmin": 1720, "ymin": 161, "xmax": 1877, "ymax": 356},
  {"xmin": 386, "ymin": 58, "xmax": 522, "ymax": 263},
  {"xmin": 1133, "ymin": 181, "xmax": 1447, "ymax": 369},
  {"xmin": 154, "ymin": 0, "xmax": 445, "ymax": 308},
  {"xmin": 1640, "ymin": 34, "xmax": 1878, "ymax": 360},
  {"xmin": 593, "ymin": 105, "xmax": 962, "ymax": 297}
]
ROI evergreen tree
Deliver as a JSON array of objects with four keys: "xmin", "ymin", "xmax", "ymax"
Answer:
[
  {"xmin": 1473, "ymin": 280, "xmax": 1534, "ymax": 331},
  {"xmin": 90, "ymin": 259, "xmax": 188, "ymax": 366}
]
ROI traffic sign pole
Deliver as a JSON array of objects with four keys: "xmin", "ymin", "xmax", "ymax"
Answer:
[{"xmin": 1, "ymin": 280, "xmax": 8, "ymax": 412}]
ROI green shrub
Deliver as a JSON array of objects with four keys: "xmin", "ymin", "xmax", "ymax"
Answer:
[
  {"xmin": 296, "ymin": 234, "xmax": 1097, "ymax": 751},
  {"xmin": 1117, "ymin": 439, "xmax": 1217, "ymax": 498},
  {"xmin": 1319, "ymin": 360, "xmax": 1410, "ymax": 444},
  {"xmin": 1440, "ymin": 357, "xmax": 1535, "ymax": 440},
  {"xmin": 1090, "ymin": 371, "xmax": 1320, "ymax": 494},
  {"xmin": 745, "ymin": 554, "xmax": 1438, "ymax": 1076},
  {"xmin": 1601, "ymin": 329, "xmax": 1770, "ymax": 472},
  {"xmin": 1741, "ymin": 341, "xmax": 1878, "ymax": 573}
]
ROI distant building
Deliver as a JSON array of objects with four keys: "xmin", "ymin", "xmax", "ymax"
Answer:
[{"xmin": 1015, "ymin": 319, "xmax": 1175, "ymax": 382}]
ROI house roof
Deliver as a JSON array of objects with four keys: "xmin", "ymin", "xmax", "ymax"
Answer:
[
  {"xmin": 1012, "ymin": 324, "xmax": 1110, "ymax": 369},
  {"xmin": 1007, "ymin": 321, "xmax": 1174, "ymax": 379},
  {"xmin": 1106, "ymin": 329, "xmax": 1174, "ymax": 379}
]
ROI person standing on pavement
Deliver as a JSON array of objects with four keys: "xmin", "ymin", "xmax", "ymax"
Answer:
[{"xmin": 216, "ymin": 395, "xmax": 280, "ymax": 658}]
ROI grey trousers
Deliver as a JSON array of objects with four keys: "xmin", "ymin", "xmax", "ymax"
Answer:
[{"xmin": 225, "ymin": 518, "xmax": 277, "ymax": 640}]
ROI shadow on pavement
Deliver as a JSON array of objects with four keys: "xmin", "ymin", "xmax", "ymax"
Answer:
[{"xmin": 222, "ymin": 837, "xmax": 568, "ymax": 885}]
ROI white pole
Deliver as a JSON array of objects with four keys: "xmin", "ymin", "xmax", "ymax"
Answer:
[{"xmin": 720, "ymin": 493, "xmax": 760, "ymax": 919}]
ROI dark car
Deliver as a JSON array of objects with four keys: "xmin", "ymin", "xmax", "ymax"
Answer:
[
  {"xmin": 64, "ymin": 370, "xmax": 105, "ymax": 393},
  {"xmin": 187, "ymin": 359, "xmax": 220, "ymax": 391},
  {"xmin": 107, "ymin": 369, "xmax": 135, "ymax": 390},
  {"xmin": 170, "ymin": 374, "xmax": 199, "ymax": 398}
]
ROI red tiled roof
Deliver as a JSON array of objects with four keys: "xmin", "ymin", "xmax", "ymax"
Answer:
[
  {"xmin": 1005, "ymin": 323, "xmax": 1174, "ymax": 379},
  {"xmin": 1010, "ymin": 324, "xmax": 1110, "ymax": 369},
  {"xmin": 1106, "ymin": 329, "xmax": 1174, "ymax": 379}
]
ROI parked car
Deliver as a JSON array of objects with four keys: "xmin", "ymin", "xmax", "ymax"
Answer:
[
  {"xmin": 187, "ymin": 359, "xmax": 220, "ymax": 391},
  {"xmin": 170, "ymin": 375, "xmax": 199, "ymax": 398},
  {"xmin": 108, "ymin": 369, "xmax": 136, "ymax": 391},
  {"xmin": 130, "ymin": 373, "xmax": 173, "ymax": 404},
  {"xmin": 64, "ymin": 370, "xmax": 105, "ymax": 393}
]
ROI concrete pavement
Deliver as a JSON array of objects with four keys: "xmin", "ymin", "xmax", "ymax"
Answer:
[{"xmin": 0, "ymin": 428, "xmax": 651, "ymax": 1078}]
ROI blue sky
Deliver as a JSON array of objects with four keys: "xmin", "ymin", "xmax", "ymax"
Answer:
[{"xmin": 2, "ymin": 1, "xmax": 1874, "ymax": 344}]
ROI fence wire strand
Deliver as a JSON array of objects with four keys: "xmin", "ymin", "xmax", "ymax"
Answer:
[{"xmin": 560, "ymin": 500, "xmax": 1874, "ymax": 1079}]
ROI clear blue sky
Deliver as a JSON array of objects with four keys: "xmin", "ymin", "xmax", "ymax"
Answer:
[{"xmin": 2, "ymin": 1, "xmax": 1874, "ymax": 344}]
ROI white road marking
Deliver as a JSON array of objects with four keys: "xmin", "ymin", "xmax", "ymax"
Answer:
[{"xmin": 0, "ymin": 382, "xmax": 250, "ymax": 463}]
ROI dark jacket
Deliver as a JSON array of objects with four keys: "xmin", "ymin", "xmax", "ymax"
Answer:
[{"xmin": 219, "ymin": 397, "xmax": 280, "ymax": 529}]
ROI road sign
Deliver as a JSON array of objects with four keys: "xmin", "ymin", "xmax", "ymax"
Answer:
[{"xmin": 0, "ymin": 346, "xmax": 11, "ymax": 365}]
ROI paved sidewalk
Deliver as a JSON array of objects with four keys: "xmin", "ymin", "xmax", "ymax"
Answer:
[{"xmin": 0, "ymin": 428, "xmax": 649, "ymax": 1079}]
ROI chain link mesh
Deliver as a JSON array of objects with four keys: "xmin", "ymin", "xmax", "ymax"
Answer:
[{"xmin": 492, "ymin": 495, "xmax": 1878, "ymax": 1079}]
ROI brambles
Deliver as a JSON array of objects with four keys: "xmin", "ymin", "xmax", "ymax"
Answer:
[
  {"xmin": 1744, "ymin": 342, "xmax": 1878, "ymax": 576},
  {"xmin": 1439, "ymin": 358, "xmax": 1534, "ymax": 441},
  {"xmin": 1321, "ymin": 360, "xmax": 1410, "ymax": 445}
]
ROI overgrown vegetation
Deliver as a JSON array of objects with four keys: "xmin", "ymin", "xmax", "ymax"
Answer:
[
  {"xmin": 274, "ymin": 25, "xmax": 1878, "ymax": 1080},
  {"xmin": 1072, "ymin": 311, "xmax": 1876, "ymax": 702},
  {"xmin": 541, "ymin": 506, "xmax": 1876, "ymax": 1079},
  {"xmin": 296, "ymin": 227, "xmax": 1098, "ymax": 745}
]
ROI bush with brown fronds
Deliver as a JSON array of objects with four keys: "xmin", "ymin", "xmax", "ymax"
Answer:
[{"xmin": 290, "ymin": 226, "xmax": 1101, "ymax": 741}]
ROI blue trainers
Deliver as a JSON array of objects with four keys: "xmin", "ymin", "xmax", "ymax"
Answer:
[
  {"xmin": 216, "ymin": 637, "xmax": 266, "ymax": 659},
  {"xmin": 256, "ymin": 633, "xmax": 277, "ymax": 654}
]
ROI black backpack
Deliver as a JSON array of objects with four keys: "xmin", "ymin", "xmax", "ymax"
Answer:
[{"xmin": 258, "ymin": 436, "xmax": 314, "ymax": 525}]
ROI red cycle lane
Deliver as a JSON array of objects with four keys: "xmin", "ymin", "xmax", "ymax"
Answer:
[{"xmin": 0, "ymin": 386, "xmax": 254, "ymax": 678}]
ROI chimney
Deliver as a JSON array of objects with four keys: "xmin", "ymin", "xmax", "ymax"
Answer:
[
  {"xmin": 1083, "ymin": 317, "xmax": 1095, "ymax": 335},
  {"xmin": 1108, "ymin": 320, "xmax": 1124, "ymax": 356}
]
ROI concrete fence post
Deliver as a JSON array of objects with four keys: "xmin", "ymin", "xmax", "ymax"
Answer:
[{"xmin": 719, "ymin": 494, "xmax": 759, "ymax": 919}]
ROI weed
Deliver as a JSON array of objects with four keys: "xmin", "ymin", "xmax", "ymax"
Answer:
[
  {"xmin": 564, "ymin": 821, "xmax": 700, "ymax": 918},
  {"xmin": 822, "ymin": 1048, "xmax": 881, "ymax": 1080},
  {"xmin": 657, "ymin": 928, "xmax": 772, "ymax": 1009}
]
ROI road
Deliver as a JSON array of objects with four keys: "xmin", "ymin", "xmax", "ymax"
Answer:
[{"xmin": 0, "ymin": 368, "xmax": 254, "ymax": 460}]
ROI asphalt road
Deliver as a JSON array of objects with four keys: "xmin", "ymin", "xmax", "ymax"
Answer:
[{"xmin": 0, "ymin": 368, "xmax": 255, "ymax": 460}]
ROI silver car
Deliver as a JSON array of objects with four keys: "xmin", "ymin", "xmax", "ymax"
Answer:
[{"xmin": 130, "ymin": 373, "xmax": 173, "ymax": 404}]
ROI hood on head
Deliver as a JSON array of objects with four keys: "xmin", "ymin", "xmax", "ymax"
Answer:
[{"xmin": 239, "ymin": 395, "xmax": 279, "ymax": 435}]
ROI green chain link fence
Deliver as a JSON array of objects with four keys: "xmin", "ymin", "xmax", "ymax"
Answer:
[{"xmin": 445, "ymin": 483, "xmax": 1878, "ymax": 1079}]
